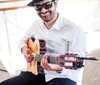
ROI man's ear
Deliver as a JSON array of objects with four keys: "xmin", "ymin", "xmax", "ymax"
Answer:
[{"xmin": 54, "ymin": 0, "xmax": 58, "ymax": 7}]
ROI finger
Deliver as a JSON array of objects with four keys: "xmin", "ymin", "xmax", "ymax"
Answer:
[
  {"xmin": 41, "ymin": 56, "xmax": 49, "ymax": 70},
  {"xmin": 44, "ymin": 55, "xmax": 48, "ymax": 64},
  {"xmin": 26, "ymin": 56, "xmax": 34, "ymax": 63},
  {"xmin": 24, "ymin": 53, "xmax": 30, "ymax": 60},
  {"xmin": 41, "ymin": 56, "xmax": 46, "ymax": 69},
  {"xmin": 25, "ymin": 53, "xmax": 34, "ymax": 63},
  {"xmin": 44, "ymin": 56, "xmax": 51, "ymax": 70},
  {"xmin": 26, "ymin": 58, "xmax": 33, "ymax": 63},
  {"xmin": 28, "ymin": 49, "xmax": 33, "ymax": 55}
]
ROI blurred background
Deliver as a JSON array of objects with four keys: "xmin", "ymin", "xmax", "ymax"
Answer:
[{"xmin": 0, "ymin": 0, "xmax": 100, "ymax": 85}]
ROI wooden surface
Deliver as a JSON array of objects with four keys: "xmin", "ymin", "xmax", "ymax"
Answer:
[
  {"xmin": 0, "ymin": 6, "xmax": 30, "ymax": 11},
  {"xmin": 0, "ymin": 0, "xmax": 27, "ymax": 3},
  {"xmin": 0, "ymin": 0, "xmax": 31, "ymax": 11}
]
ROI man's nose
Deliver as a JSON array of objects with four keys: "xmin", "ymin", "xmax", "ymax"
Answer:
[{"xmin": 41, "ymin": 7, "xmax": 47, "ymax": 13}]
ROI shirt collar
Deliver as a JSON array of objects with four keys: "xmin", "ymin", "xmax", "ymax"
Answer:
[{"xmin": 52, "ymin": 13, "xmax": 62, "ymax": 31}]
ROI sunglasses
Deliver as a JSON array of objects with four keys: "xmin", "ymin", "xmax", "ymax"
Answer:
[{"xmin": 34, "ymin": 0, "xmax": 54, "ymax": 11}]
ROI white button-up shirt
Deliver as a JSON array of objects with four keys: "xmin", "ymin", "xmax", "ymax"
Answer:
[{"xmin": 19, "ymin": 13, "xmax": 86, "ymax": 83}]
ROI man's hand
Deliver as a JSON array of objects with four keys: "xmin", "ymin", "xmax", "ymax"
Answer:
[
  {"xmin": 41, "ymin": 55, "xmax": 63, "ymax": 71},
  {"xmin": 21, "ymin": 46, "xmax": 34, "ymax": 63}
]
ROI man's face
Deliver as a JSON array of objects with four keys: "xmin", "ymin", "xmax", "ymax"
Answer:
[{"xmin": 34, "ymin": 0, "xmax": 57, "ymax": 22}]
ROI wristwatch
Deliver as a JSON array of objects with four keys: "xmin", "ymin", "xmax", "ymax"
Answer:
[{"xmin": 56, "ymin": 69, "xmax": 62, "ymax": 73}]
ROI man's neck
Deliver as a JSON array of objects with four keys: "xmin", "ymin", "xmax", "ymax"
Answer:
[{"xmin": 44, "ymin": 13, "xmax": 59, "ymax": 30}]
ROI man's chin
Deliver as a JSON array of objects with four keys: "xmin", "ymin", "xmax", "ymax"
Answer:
[
  {"xmin": 44, "ymin": 19, "xmax": 51, "ymax": 22},
  {"xmin": 41, "ymin": 18, "xmax": 51, "ymax": 22}
]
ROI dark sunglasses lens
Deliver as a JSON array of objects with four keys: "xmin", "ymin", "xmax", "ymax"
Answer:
[
  {"xmin": 44, "ymin": 2, "xmax": 52, "ymax": 9},
  {"xmin": 34, "ymin": 5, "xmax": 42, "ymax": 11}
]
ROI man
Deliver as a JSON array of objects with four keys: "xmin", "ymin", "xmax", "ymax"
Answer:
[{"xmin": 0, "ymin": 0, "xmax": 86, "ymax": 85}]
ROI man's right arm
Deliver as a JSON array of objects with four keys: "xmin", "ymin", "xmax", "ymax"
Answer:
[{"xmin": 18, "ymin": 23, "xmax": 35, "ymax": 63}]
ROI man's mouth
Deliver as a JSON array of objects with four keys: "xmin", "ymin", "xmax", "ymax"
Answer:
[{"xmin": 41, "ymin": 12, "xmax": 50, "ymax": 17}]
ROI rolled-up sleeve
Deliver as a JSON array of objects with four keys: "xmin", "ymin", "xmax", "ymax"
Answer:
[{"xmin": 18, "ymin": 23, "xmax": 35, "ymax": 52}]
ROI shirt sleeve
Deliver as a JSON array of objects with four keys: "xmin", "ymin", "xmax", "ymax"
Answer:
[{"xmin": 18, "ymin": 22, "xmax": 35, "ymax": 52}]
